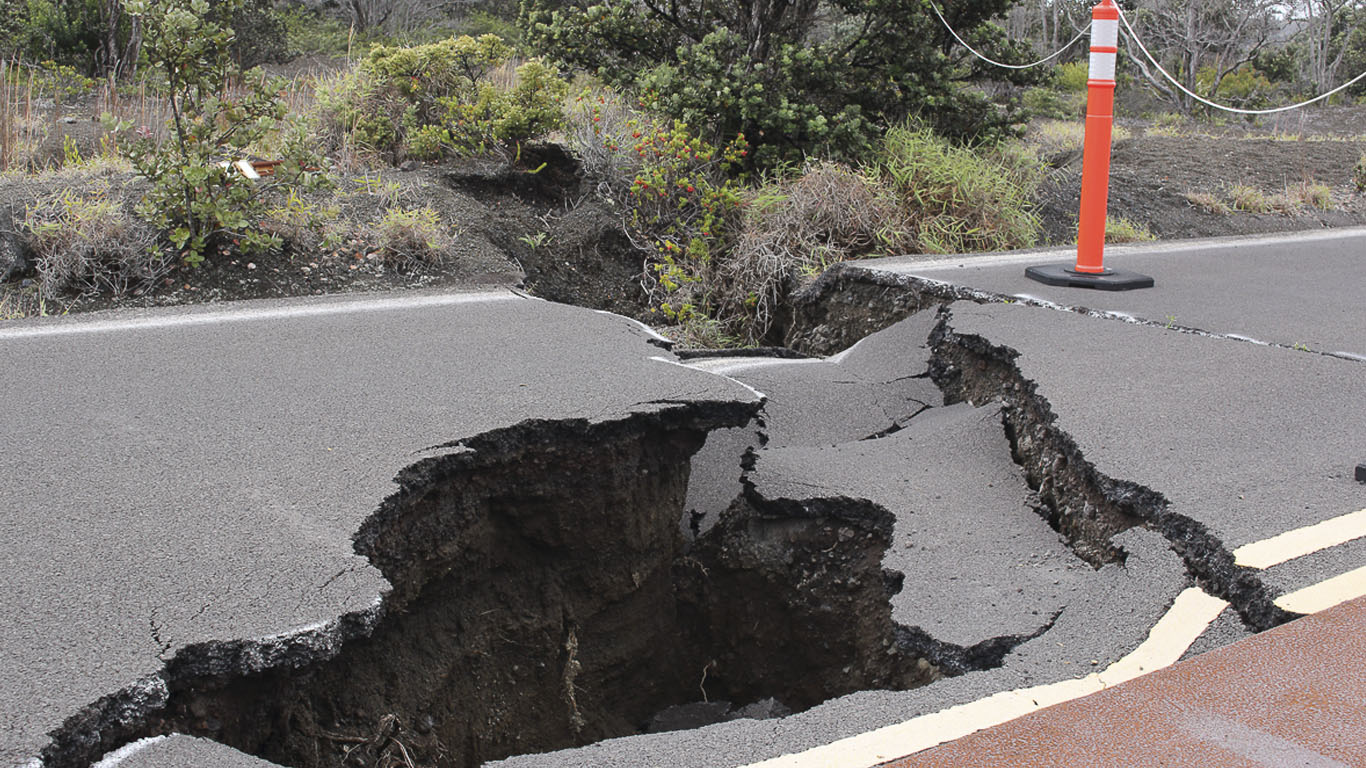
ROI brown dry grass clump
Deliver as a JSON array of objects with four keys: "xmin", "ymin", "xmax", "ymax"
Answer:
[
  {"xmin": 22, "ymin": 183, "xmax": 163, "ymax": 297},
  {"xmin": 714, "ymin": 162, "xmax": 914, "ymax": 341}
]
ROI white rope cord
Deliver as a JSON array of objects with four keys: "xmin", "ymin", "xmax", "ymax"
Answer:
[
  {"xmin": 928, "ymin": 0, "xmax": 1088, "ymax": 70},
  {"xmin": 1118, "ymin": 6, "xmax": 1366, "ymax": 115}
]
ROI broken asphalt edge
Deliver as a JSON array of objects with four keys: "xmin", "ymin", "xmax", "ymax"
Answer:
[
  {"xmin": 32, "ymin": 397, "xmax": 762, "ymax": 768},
  {"xmin": 927, "ymin": 305, "xmax": 1294, "ymax": 634}
]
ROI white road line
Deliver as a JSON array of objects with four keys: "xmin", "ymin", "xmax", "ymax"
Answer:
[
  {"xmin": 1233, "ymin": 509, "xmax": 1366, "ymax": 570},
  {"xmin": 686, "ymin": 357, "xmax": 826, "ymax": 376},
  {"xmin": 1275, "ymin": 565, "xmax": 1366, "ymax": 615},
  {"xmin": 856, "ymin": 227, "xmax": 1366, "ymax": 275},
  {"xmin": 649, "ymin": 356, "xmax": 769, "ymax": 403},
  {"xmin": 90, "ymin": 736, "xmax": 167, "ymax": 768},
  {"xmin": 739, "ymin": 588, "xmax": 1228, "ymax": 768},
  {"xmin": 0, "ymin": 291, "xmax": 521, "ymax": 341}
]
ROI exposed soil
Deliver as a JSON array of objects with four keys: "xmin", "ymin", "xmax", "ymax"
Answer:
[
  {"xmin": 1036, "ymin": 126, "xmax": 1366, "ymax": 244},
  {"xmin": 0, "ymin": 142, "xmax": 655, "ymax": 320}
]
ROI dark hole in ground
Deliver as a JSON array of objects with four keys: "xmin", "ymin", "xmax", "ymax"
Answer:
[{"xmin": 119, "ymin": 409, "xmax": 935, "ymax": 768}]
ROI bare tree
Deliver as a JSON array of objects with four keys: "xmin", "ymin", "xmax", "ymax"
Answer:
[
  {"xmin": 1122, "ymin": 0, "xmax": 1281, "ymax": 111},
  {"xmin": 344, "ymin": 0, "xmax": 462, "ymax": 35},
  {"xmin": 97, "ymin": 0, "xmax": 143, "ymax": 79},
  {"xmin": 1295, "ymin": 0, "xmax": 1362, "ymax": 90},
  {"xmin": 1005, "ymin": 0, "xmax": 1090, "ymax": 56}
]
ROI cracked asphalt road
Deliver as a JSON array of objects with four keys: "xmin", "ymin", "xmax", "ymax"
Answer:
[
  {"xmin": 857, "ymin": 227, "xmax": 1366, "ymax": 359},
  {"xmin": 0, "ymin": 290, "xmax": 758, "ymax": 767},
  {"xmin": 5, "ymin": 227, "xmax": 1366, "ymax": 768}
]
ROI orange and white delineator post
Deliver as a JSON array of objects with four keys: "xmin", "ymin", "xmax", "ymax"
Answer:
[
  {"xmin": 1026, "ymin": 0, "xmax": 1153, "ymax": 291},
  {"xmin": 1075, "ymin": 0, "xmax": 1120, "ymax": 273}
]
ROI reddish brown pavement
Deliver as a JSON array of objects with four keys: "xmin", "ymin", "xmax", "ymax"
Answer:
[{"xmin": 882, "ymin": 597, "xmax": 1366, "ymax": 768}]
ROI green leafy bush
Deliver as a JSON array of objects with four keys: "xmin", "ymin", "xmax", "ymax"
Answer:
[
  {"xmin": 8, "ymin": 0, "xmax": 100, "ymax": 71},
  {"xmin": 314, "ymin": 34, "xmax": 568, "ymax": 161},
  {"xmin": 105, "ymin": 0, "xmax": 325, "ymax": 266},
  {"xmin": 1196, "ymin": 66, "xmax": 1274, "ymax": 109},
  {"xmin": 624, "ymin": 120, "xmax": 747, "ymax": 323},
  {"xmin": 1055, "ymin": 61, "xmax": 1089, "ymax": 93},
  {"xmin": 1022, "ymin": 86, "xmax": 1084, "ymax": 120},
  {"xmin": 522, "ymin": 0, "xmax": 1036, "ymax": 167}
]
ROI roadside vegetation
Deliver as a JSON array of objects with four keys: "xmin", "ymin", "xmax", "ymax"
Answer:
[{"xmin": 2, "ymin": 0, "xmax": 1365, "ymax": 344}]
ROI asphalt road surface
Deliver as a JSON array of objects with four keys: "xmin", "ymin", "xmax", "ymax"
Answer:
[
  {"xmin": 0, "ymin": 290, "xmax": 758, "ymax": 768},
  {"xmin": 851, "ymin": 227, "xmax": 1366, "ymax": 360},
  {"xmin": 7, "ymin": 228, "xmax": 1366, "ymax": 768}
]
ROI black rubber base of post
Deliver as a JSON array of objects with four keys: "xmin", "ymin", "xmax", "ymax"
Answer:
[
  {"xmin": 1025, "ymin": 264, "xmax": 1155, "ymax": 291},
  {"xmin": 1356, "ymin": 464, "xmax": 1366, "ymax": 484}
]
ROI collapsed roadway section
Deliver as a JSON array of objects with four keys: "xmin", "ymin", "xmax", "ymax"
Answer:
[{"xmin": 6, "ymin": 230, "xmax": 1366, "ymax": 768}]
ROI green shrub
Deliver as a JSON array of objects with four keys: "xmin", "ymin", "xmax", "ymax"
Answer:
[
  {"xmin": 407, "ymin": 124, "xmax": 453, "ymax": 160},
  {"xmin": 1196, "ymin": 66, "xmax": 1274, "ymax": 109},
  {"xmin": 281, "ymin": 6, "xmax": 355, "ymax": 57},
  {"xmin": 226, "ymin": 0, "xmax": 289, "ymax": 69},
  {"xmin": 9, "ymin": 0, "xmax": 100, "ymax": 72},
  {"xmin": 1354, "ymin": 154, "xmax": 1366, "ymax": 193},
  {"xmin": 105, "ymin": 0, "xmax": 325, "ymax": 266},
  {"xmin": 1022, "ymin": 87, "xmax": 1083, "ymax": 120},
  {"xmin": 260, "ymin": 188, "xmax": 345, "ymax": 255},
  {"xmin": 522, "ymin": 0, "xmax": 1037, "ymax": 167},
  {"xmin": 625, "ymin": 120, "xmax": 747, "ymax": 323},
  {"xmin": 369, "ymin": 34, "xmax": 514, "ymax": 124},
  {"xmin": 314, "ymin": 34, "xmax": 568, "ymax": 161},
  {"xmin": 314, "ymin": 67, "xmax": 399, "ymax": 155},
  {"xmin": 1055, "ymin": 61, "xmax": 1089, "ymax": 93},
  {"xmin": 871, "ymin": 125, "xmax": 1040, "ymax": 254},
  {"xmin": 452, "ymin": 10, "xmax": 525, "ymax": 48}
]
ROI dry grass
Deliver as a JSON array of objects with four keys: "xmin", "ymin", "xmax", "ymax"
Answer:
[
  {"xmin": 0, "ymin": 284, "xmax": 59, "ymax": 319},
  {"xmin": 361, "ymin": 205, "xmax": 456, "ymax": 267},
  {"xmin": 1184, "ymin": 191, "xmax": 1232, "ymax": 214},
  {"xmin": 1, "ymin": 60, "xmax": 47, "ymax": 171},
  {"xmin": 1026, "ymin": 119, "xmax": 1133, "ymax": 157},
  {"xmin": 1287, "ymin": 181, "xmax": 1334, "ymax": 211},
  {"xmin": 22, "ymin": 184, "xmax": 164, "ymax": 297},
  {"xmin": 1104, "ymin": 216, "xmax": 1156, "ymax": 243},
  {"xmin": 1227, "ymin": 184, "xmax": 1295, "ymax": 214},
  {"xmin": 563, "ymin": 84, "xmax": 647, "ymax": 197},
  {"xmin": 717, "ymin": 161, "xmax": 914, "ymax": 343}
]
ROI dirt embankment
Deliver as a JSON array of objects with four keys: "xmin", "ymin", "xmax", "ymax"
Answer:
[
  {"xmin": 4, "ymin": 108, "xmax": 1365, "ymax": 325},
  {"xmin": 1036, "ymin": 126, "xmax": 1366, "ymax": 244}
]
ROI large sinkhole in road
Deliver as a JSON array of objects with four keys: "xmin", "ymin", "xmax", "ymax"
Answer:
[
  {"xmin": 125, "ymin": 301, "xmax": 1281, "ymax": 768},
  {"xmin": 150, "ymin": 411, "xmax": 936, "ymax": 768}
]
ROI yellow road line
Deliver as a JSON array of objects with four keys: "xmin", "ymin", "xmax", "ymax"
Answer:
[
  {"xmin": 1233, "ymin": 509, "xmax": 1366, "ymax": 570},
  {"xmin": 739, "ymin": 588, "xmax": 1229, "ymax": 768},
  {"xmin": 1274, "ymin": 565, "xmax": 1366, "ymax": 615}
]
